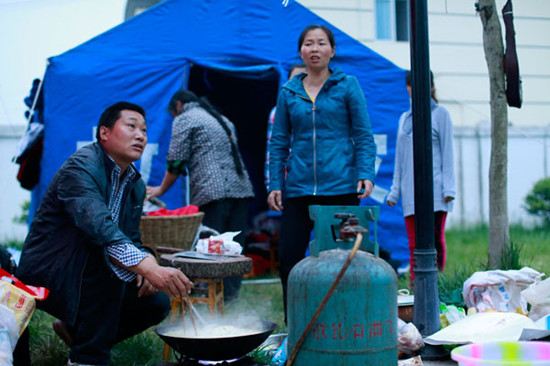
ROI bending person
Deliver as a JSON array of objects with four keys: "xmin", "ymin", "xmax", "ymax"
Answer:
[{"xmin": 147, "ymin": 90, "xmax": 254, "ymax": 302}]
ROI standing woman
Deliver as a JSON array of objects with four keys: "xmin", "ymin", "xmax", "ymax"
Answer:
[
  {"xmin": 268, "ymin": 24, "xmax": 376, "ymax": 319},
  {"xmin": 147, "ymin": 90, "xmax": 254, "ymax": 301},
  {"xmin": 386, "ymin": 71, "xmax": 455, "ymax": 285}
]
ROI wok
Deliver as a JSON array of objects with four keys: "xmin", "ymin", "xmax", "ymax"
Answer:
[{"xmin": 156, "ymin": 320, "xmax": 277, "ymax": 361}]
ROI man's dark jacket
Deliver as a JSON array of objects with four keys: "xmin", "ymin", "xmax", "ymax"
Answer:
[{"xmin": 17, "ymin": 142, "xmax": 146, "ymax": 325}]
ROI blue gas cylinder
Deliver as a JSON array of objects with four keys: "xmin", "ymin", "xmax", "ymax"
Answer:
[{"xmin": 288, "ymin": 205, "xmax": 398, "ymax": 365}]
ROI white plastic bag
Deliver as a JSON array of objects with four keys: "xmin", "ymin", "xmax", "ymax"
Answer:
[
  {"xmin": 425, "ymin": 312, "xmax": 535, "ymax": 345},
  {"xmin": 398, "ymin": 323, "xmax": 424, "ymax": 355},
  {"xmin": 0, "ymin": 303, "xmax": 18, "ymax": 366},
  {"xmin": 462, "ymin": 267, "xmax": 542, "ymax": 313},
  {"xmin": 196, "ymin": 231, "xmax": 243, "ymax": 255},
  {"xmin": 522, "ymin": 277, "xmax": 550, "ymax": 321}
]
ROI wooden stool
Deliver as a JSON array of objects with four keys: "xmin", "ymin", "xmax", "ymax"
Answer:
[{"xmin": 159, "ymin": 253, "xmax": 252, "ymax": 360}]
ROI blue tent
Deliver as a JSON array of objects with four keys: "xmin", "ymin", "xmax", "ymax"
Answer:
[{"xmin": 35, "ymin": 0, "xmax": 410, "ymax": 265}]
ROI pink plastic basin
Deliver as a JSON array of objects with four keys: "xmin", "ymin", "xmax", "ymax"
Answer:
[{"xmin": 451, "ymin": 341, "xmax": 550, "ymax": 366}]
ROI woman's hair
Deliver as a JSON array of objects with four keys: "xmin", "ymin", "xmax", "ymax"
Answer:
[
  {"xmin": 167, "ymin": 90, "xmax": 244, "ymax": 175},
  {"xmin": 297, "ymin": 24, "xmax": 336, "ymax": 52},
  {"xmin": 406, "ymin": 70, "xmax": 438, "ymax": 103}
]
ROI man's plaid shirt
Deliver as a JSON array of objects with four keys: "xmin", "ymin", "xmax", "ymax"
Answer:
[{"xmin": 105, "ymin": 159, "xmax": 146, "ymax": 282}]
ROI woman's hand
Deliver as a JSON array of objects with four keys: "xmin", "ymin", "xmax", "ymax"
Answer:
[
  {"xmin": 357, "ymin": 180, "xmax": 374, "ymax": 199},
  {"xmin": 145, "ymin": 186, "xmax": 164, "ymax": 201},
  {"xmin": 145, "ymin": 172, "xmax": 178, "ymax": 201},
  {"xmin": 444, "ymin": 196, "xmax": 454, "ymax": 203},
  {"xmin": 386, "ymin": 200, "xmax": 395, "ymax": 207},
  {"xmin": 267, "ymin": 190, "xmax": 283, "ymax": 211}
]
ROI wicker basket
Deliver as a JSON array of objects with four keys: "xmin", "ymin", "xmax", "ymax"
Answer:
[{"xmin": 139, "ymin": 212, "xmax": 204, "ymax": 251}]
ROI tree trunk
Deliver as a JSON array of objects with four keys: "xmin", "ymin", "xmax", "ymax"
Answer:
[{"xmin": 478, "ymin": 0, "xmax": 510, "ymax": 268}]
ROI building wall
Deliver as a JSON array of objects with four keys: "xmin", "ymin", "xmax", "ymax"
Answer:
[
  {"xmin": 298, "ymin": 0, "xmax": 550, "ymax": 227},
  {"xmin": 0, "ymin": 125, "xmax": 31, "ymax": 242},
  {"xmin": 299, "ymin": 0, "xmax": 550, "ymax": 129}
]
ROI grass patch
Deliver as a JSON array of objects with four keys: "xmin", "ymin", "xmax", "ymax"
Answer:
[{"xmin": 19, "ymin": 225, "xmax": 550, "ymax": 364}]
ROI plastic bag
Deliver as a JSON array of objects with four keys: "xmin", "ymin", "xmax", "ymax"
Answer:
[
  {"xmin": 425, "ymin": 312, "xmax": 535, "ymax": 345},
  {"xmin": 398, "ymin": 356, "xmax": 423, "ymax": 366},
  {"xmin": 440, "ymin": 304, "xmax": 466, "ymax": 328},
  {"xmin": 196, "ymin": 231, "xmax": 243, "ymax": 255},
  {"xmin": 0, "ymin": 304, "xmax": 18, "ymax": 365},
  {"xmin": 397, "ymin": 318, "xmax": 424, "ymax": 355},
  {"xmin": 270, "ymin": 336, "xmax": 287, "ymax": 366},
  {"xmin": 0, "ymin": 268, "xmax": 49, "ymax": 336},
  {"xmin": 462, "ymin": 267, "xmax": 542, "ymax": 313},
  {"xmin": 522, "ymin": 277, "xmax": 550, "ymax": 322}
]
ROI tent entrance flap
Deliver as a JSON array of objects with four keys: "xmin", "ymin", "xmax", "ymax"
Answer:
[{"xmin": 187, "ymin": 65, "xmax": 280, "ymax": 218}]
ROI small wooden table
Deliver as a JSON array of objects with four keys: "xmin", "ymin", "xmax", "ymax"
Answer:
[{"xmin": 158, "ymin": 252, "xmax": 253, "ymax": 360}]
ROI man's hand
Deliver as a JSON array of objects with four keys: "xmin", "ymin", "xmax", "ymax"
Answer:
[
  {"xmin": 267, "ymin": 190, "xmax": 283, "ymax": 211},
  {"xmin": 136, "ymin": 275, "xmax": 158, "ymax": 297},
  {"xmin": 133, "ymin": 256, "xmax": 193, "ymax": 299}
]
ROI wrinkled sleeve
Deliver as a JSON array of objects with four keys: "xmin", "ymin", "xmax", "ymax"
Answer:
[
  {"xmin": 387, "ymin": 114, "xmax": 405, "ymax": 204},
  {"xmin": 268, "ymin": 90, "xmax": 292, "ymax": 192},
  {"xmin": 347, "ymin": 76, "xmax": 376, "ymax": 183},
  {"xmin": 106, "ymin": 244, "xmax": 146, "ymax": 281},
  {"xmin": 438, "ymin": 108, "xmax": 456, "ymax": 198},
  {"xmin": 57, "ymin": 168, "xmax": 134, "ymax": 248},
  {"xmin": 166, "ymin": 115, "xmax": 193, "ymax": 164}
]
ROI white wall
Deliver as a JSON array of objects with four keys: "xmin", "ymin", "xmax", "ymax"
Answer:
[
  {"xmin": 451, "ymin": 125, "xmax": 550, "ymax": 228},
  {"xmin": 0, "ymin": 125, "xmax": 30, "ymax": 241},
  {"xmin": 299, "ymin": 0, "xmax": 550, "ymax": 128},
  {"xmin": 0, "ymin": 0, "xmax": 126, "ymax": 242},
  {"xmin": 298, "ymin": 0, "xmax": 550, "ymax": 227},
  {"xmin": 0, "ymin": 0, "xmax": 126, "ymax": 128}
]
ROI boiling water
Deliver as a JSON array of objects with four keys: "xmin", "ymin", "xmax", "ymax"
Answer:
[{"xmin": 165, "ymin": 324, "xmax": 262, "ymax": 339}]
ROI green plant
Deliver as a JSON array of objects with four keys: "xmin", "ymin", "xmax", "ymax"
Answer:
[
  {"xmin": 27, "ymin": 310, "xmax": 69, "ymax": 366},
  {"xmin": 1, "ymin": 239, "xmax": 24, "ymax": 250},
  {"xmin": 499, "ymin": 238, "xmax": 524, "ymax": 270},
  {"xmin": 13, "ymin": 200, "xmax": 30, "ymax": 225},
  {"xmin": 438, "ymin": 266, "xmax": 479, "ymax": 308},
  {"xmin": 524, "ymin": 177, "xmax": 550, "ymax": 224}
]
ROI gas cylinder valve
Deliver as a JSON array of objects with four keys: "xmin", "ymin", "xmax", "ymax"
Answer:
[{"xmin": 332, "ymin": 213, "xmax": 368, "ymax": 241}]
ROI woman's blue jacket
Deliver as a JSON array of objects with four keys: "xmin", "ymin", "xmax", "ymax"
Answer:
[{"xmin": 268, "ymin": 67, "xmax": 376, "ymax": 198}]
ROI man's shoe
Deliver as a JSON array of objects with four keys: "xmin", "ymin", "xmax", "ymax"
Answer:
[{"xmin": 53, "ymin": 319, "xmax": 73, "ymax": 346}]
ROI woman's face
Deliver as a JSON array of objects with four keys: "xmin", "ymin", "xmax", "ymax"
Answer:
[{"xmin": 299, "ymin": 28, "xmax": 335, "ymax": 71}]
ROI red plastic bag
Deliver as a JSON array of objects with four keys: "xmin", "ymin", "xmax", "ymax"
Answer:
[{"xmin": 146, "ymin": 205, "xmax": 199, "ymax": 216}]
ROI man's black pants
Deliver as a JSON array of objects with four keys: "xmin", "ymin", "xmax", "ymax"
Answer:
[{"xmin": 68, "ymin": 253, "xmax": 170, "ymax": 365}]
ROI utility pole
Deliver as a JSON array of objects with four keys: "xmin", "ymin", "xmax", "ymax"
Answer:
[{"xmin": 409, "ymin": 0, "xmax": 445, "ymax": 359}]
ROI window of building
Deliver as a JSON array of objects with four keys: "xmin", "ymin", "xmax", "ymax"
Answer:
[{"xmin": 376, "ymin": 0, "xmax": 409, "ymax": 41}]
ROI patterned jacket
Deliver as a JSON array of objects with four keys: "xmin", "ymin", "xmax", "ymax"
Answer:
[{"xmin": 166, "ymin": 102, "xmax": 254, "ymax": 207}]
